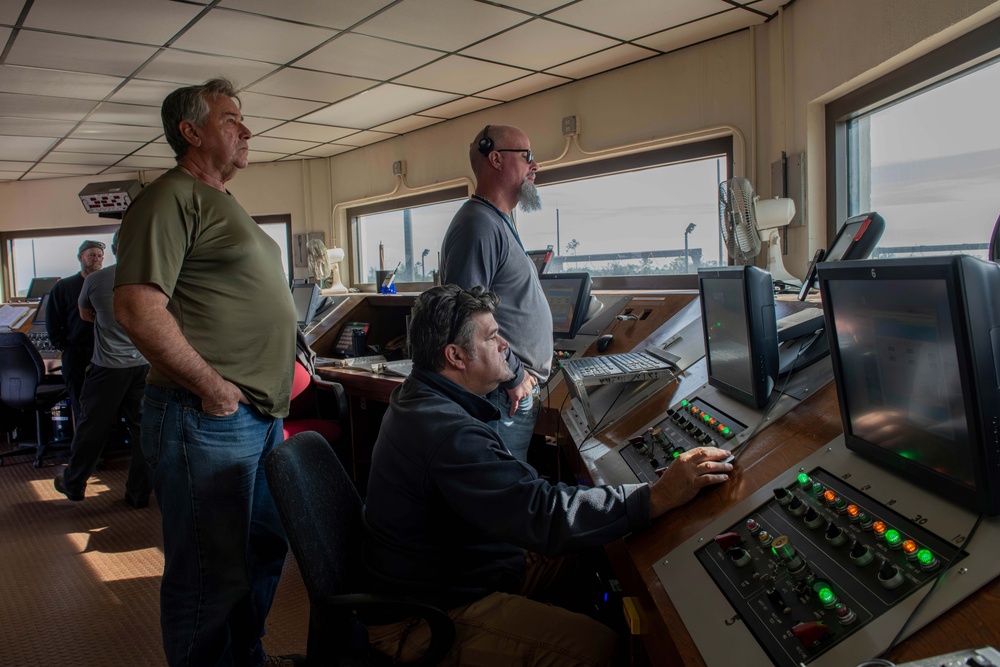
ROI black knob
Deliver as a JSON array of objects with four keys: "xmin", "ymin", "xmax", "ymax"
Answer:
[
  {"xmin": 804, "ymin": 508, "xmax": 819, "ymax": 522},
  {"xmin": 825, "ymin": 522, "xmax": 842, "ymax": 540},
  {"xmin": 850, "ymin": 540, "xmax": 867, "ymax": 558}
]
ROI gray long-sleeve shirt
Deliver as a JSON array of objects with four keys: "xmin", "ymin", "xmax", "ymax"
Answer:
[{"xmin": 441, "ymin": 198, "xmax": 553, "ymax": 387}]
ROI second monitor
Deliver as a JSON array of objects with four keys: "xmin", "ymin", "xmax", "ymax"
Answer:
[{"xmin": 540, "ymin": 272, "xmax": 592, "ymax": 340}]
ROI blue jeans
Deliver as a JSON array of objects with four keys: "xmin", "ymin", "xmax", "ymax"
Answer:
[
  {"xmin": 141, "ymin": 385, "xmax": 287, "ymax": 667},
  {"xmin": 484, "ymin": 383, "xmax": 541, "ymax": 462}
]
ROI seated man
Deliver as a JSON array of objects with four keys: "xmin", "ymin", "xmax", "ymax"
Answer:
[{"xmin": 363, "ymin": 284, "xmax": 734, "ymax": 666}]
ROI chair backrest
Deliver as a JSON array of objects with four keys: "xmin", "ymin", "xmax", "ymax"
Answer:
[
  {"xmin": 266, "ymin": 430, "xmax": 366, "ymax": 600},
  {"xmin": 287, "ymin": 360, "xmax": 316, "ymax": 420},
  {"xmin": 0, "ymin": 332, "xmax": 44, "ymax": 411}
]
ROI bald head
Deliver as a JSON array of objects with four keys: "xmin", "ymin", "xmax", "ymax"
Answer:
[{"xmin": 469, "ymin": 125, "xmax": 526, "ymax": 173}]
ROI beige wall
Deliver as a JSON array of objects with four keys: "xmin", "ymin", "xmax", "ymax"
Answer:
[{"xmin": 2, "ymin": 0, "xmax": 998, "ymax": 288}]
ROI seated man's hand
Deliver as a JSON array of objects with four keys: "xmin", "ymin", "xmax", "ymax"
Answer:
[{"xmin": 648, "ymin": 447, "xmax": 733, "ymax": 519}]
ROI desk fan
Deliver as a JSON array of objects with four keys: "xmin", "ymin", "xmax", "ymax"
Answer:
[{"xmin": 719, "ymin": 178, "xmax": 800, "ymax": 287}]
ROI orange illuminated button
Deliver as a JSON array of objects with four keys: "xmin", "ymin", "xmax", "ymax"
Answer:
[
  {"xmin": 872, "ymin": 521, "xmax": 888, "ymax": 538},
  {"xmin": 902, "ymin": 540, "xmax": 919, "ymax": 559},
  {"xmin": 846, "ymin": 505, "xmax": 860, "ymax": 520},
  {"xmin": 822, "ymin": 490, "xmax": 837, "ymax": 505}
]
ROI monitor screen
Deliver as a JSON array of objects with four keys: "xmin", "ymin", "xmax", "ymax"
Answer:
[
  {"xmin": 526, "ymin": 249, "xmax": 552, "ymax": 276},
  {"xmin": 699, "ymin": 265, "xmax": 778, "ymax": 409},
  {"xmin": 291, "ymin": 283, "xmax": 320, "ymax": 326},
  {"xmin": 32, "ymin": 293, "xmax": 50, "ymax": 325},
  {"xmin": 26, "ymin": 276, "xmax": 60, "ymax": 300},
  {"xmin": 540, "ymin": 273, "xmax": 592, "ymax": 339},
  {"xmin": 819, "ymin": 255, "xmax": 1000, "ymax": 514}
]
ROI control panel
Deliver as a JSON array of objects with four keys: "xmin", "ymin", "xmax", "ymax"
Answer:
[
  {"xmin": 28, "ymin": 331, "xmax": 58, "ymax": 357},
  {"xmin": 695, "ymin": 468, "xmax": 959, "ymax": 666},
  {"xmin": 655, "ymin": 437, "xmax": 1000, "ymax": 667}
]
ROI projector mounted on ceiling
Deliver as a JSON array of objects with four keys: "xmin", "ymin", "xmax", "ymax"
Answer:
[{"xmin": 78, "ymin": 180, "xmax": 142, "ymax": 214}]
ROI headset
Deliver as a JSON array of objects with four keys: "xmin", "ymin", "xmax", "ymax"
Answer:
[{"xmin": 477, "ymin": 125, "xmax": 494, "ymax": 156}]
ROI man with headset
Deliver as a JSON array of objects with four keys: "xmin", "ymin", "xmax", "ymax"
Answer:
[{"xmin": 440, "ymin": 125, "xmax": 550, "ymax": 462}]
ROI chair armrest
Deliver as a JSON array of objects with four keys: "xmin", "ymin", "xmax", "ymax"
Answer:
[
  {"xmin": 310, "ymin": 373, "xmax": 348, "ymax": 422},
  {"xmin": 311, "ymin": 593, "xmax": 456, "ymax": 667}
]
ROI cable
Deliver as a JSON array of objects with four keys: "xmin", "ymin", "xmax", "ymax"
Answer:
[
  {"xmin": 874, "ymin": 512, "xmax": 985, "ymax": 661},
  {"xmin": 578, "ymin": 368, "xmax": 680, "ymax": 455}
]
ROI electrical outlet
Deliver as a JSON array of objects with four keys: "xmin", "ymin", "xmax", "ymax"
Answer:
[
  {"xmin": 562, "ymin": 115, "xmax": 578, "ymax": 137},
  {"xmin": 392, "ymin": 160, "xmax": 406, "ymax": 176}
]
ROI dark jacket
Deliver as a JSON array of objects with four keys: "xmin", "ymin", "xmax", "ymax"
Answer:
[{"xmin": 363, "ymin": 368, "xmax": 650, "ymax": 609}]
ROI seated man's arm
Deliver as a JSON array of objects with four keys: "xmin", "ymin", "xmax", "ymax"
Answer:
[
  {"xmin": 648, "ymin": 446, "xmax": 733, "ymax": 519},
  {"xmin": 114, "ymin": 283, "xmax": 246, "ymax": 416}
]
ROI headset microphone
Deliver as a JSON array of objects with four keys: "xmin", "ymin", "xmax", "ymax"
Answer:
[{"xmin": 477, "ymin": 125, "xmax": 493, "ymax": 156}]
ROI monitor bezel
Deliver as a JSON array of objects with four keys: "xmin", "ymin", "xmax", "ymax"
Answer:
[
  {"xmin": 25, "ymin": 276, "xmax": 61, "ymax": 301},
  {"xmin": 540, "ymin": 272, "xmax": 592, "ymax": 340},
  {"xmin": 698, "ymin": 265, "xmax": 778, "ymax": 409},
  {"xmin": 291, "ymin": 282, "xmax": 320, "ymax": 326},
  {"xmin": 818, "ymin": 255, "xmax": 1000, "ymax": 515}
]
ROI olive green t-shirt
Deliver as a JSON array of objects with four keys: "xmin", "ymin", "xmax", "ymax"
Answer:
[{"xmin": 115, "ymin": 168, "xmax": 296, "ymax": 418}]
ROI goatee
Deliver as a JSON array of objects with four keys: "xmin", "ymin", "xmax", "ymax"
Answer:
[{"xmin": 518, "ymin": 180, "xmax": 542, "ymax": 213}]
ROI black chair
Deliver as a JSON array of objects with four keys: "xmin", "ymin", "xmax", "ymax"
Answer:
[
  {"xmin": 0, "ymin": 331, "xmax": 68, "ymax": 467},
  {"xmin": 265, "ymin": 431, "xmax": 455, "ymax": 666}
]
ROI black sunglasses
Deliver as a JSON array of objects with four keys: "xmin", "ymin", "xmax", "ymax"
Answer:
[{"xmin": 494, "ymin": 148, "xmax": 533, "ymax": 164}]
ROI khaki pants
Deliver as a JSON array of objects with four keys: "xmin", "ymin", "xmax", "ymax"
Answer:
[{"xmin": 366, "ymin": 555, "xmax": 618, "ymax": 666}]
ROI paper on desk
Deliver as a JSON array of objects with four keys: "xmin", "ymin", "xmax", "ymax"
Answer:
[{"xmin": 0, "ymin": 304, "xmax": 32, "ymax": 329}]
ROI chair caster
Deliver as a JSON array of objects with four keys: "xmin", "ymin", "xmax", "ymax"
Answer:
[{"xmin": 33, "ymin": 459, "xmax": 43, "ymax": 468}]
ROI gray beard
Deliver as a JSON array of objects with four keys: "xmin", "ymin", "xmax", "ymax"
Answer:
[{"xmin": 517, "ymin": 180, "xmax": 542, "ymax": 213}]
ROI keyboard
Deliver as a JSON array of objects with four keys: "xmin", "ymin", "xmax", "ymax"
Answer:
[
  {"xmin": 28, "ymin": 330, "xmax": 59, "ymax": 357},
  {"xmin": 560, "ymin": 352, "xmax": 673, "ymax": 387}
]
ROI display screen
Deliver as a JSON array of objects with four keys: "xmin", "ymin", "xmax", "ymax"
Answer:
[
  {"xmin": 702, "ymin": 278, "xmax": 753, "ymax": 395},
  {"xmin": 291, "ymin": 283, "xmax": 319, "ymax": 326},
  {"xmin": 540, "ymin": 273, "xmax": 591, "ymax": 339},
  {"xmin": 26, "ymin": 276, "xmax": 60, "ymax": 300},
  {"xmin": 825, "ymin": 278, "xmax": 974, "ymax": 489}
]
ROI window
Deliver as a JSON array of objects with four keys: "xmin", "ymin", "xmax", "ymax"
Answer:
[
  {"xmin": 6, "ymin": 227, "xmax": 117, "ymax": 298},
  {"xmin": 348, "ymin": 138, "xmax": 732, "ymax": 289},
  {"xmin": 827, "ymin": 17, "xmax": 1000, "ymax": 259},
  {"xmin": 252, "ymin": 215, "xmax": 292, "ymax": 284}
]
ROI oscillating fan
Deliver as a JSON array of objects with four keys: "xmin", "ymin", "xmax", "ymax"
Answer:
[{"xmin": 719, "ymin": 178, "xmax": 800, "ymax": 287}]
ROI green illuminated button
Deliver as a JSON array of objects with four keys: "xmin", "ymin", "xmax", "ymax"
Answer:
[
  {"xmin": 917, "ymin": 549, "xmax": 939, "ymax": 571},
  {"xmin": 672, "ymin": 450, "xmax": 681, "ymax": 458},
  {"xmin": 797, "ymin": 473, "xmax": 811, "ymax": 487},
  {"xmin": 702, "ymin": 414, "xmax": 711, "ymax": 423},
  {"xmin": 680, "ymin": 399, "xmax": 689, "ymax": 408},
  {"xmin": 812, "ymin": 582, "xmax": 838, "ymax": 608},
  {"xmin": 722, "ymin": 427, "xmax": 734, "ymax": 438},
  {"xmin": 810, "ymin": 482, "xmax": 824, "ymax": 495},
  {"xmin": 885, "ymin": 529, "xmax": 902, "ymax": 549}
]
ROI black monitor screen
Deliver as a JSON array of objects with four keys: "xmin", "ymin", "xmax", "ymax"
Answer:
[
  {"xmin": 291, "ymin": 283, "xmax": 319, "ymax": 326},
  {"xmin": 540, "ymin": 273, "xmax": 592, "ymax": 339},
  {"xmin": 526, "ymin": 249, "xmax": 552, "ymax": 276},
  {"xmin": 699, "ymin": 266, "xmax": 778, "ymax": 409},
  {"xmin": 32, "ymin": 293, "xmax": 50, "ymax": 325},
  {"xmin": 26, "ymin": 276, "xmax": 60, "ymax": 300},
  {"xmin": 819, "ymin": 255, "xmax": 1000, "ymax": 514}
]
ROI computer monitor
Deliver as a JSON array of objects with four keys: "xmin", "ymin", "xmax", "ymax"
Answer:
[
  {"xmin": 698, "ymin": 265, "xmax": 778, "ymax": 409},
  {"xmin": 798, "ymin": 211, "xmax": 885, "ymax": 300},
  {"xmin": 291, "ymin": 283, "xmax": 320, "ymax": 327},
  {"xmin": 26, "ymin": 276, "xmax": 60, "ymax": 301},
  {"xmin": 32, "ymin": 293, "xmax": 50, "ymax": 326},
  {"xmin": 540, "ymin": 272, "xmax": 592, "ymax": 339},
  {"xmin": 819, "ymin": 254, "xmax": 1000, "ymax": 515},
  {"xmin": 526, "ymin": 248, "xmax": 552, "ymax": 276}
]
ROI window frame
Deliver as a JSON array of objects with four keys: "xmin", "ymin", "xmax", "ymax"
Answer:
[
  {"xmin": 346, "ymin": 137, "xmax": 733, "ymax": 292},
  {"xmin": 825, "ymin": 15, "xmax": 1000, "ymax": 245}
]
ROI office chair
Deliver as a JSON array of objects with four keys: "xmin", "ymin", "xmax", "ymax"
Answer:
[
  {"xmin": 265, "ymin": 431, "xmax": 455, "ymax": 666},
  {"xmin": 0, "ymin": 331, "xmax": 68, "ymax": 467},
  {"xmin": 282, "ymin": 360, "xmax": 348, "ymax": 444}
]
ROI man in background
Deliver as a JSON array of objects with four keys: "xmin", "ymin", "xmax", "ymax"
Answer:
[
  {"xmin": 46, "ymin": 239, "xmax": 103, "ymax": 423},
  {"xmin": 53, "ymin": 230, "xmax": 151, "ymax": 508},
  {"xmin": 440, "ymin": 125, "xmax": 551, "ymax": 462},
  {"xmin": 115, "ymin": 78, "xmax": 299, "ymax": 667}
]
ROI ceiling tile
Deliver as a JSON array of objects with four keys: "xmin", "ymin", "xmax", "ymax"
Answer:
[
  {"xmin": 419, "ymin": 96, "xmax": 501, "ymax": 119},
  {"xmin": 170, "ymin": 8, "xmax": 337, "ymax": 64},
  {"xmin": 749, "ymin": 0, "xmax": 785, "ymax": 15},
  {"xmin": 299, "ymin": 144, "xmax": 356, "ymax": 158},
  {"xmin": 57, "ymin": 138, "xmax": 145, "ymax": 155},
  {"xmin": 132, "ymin": 143, "xmax": 176, "ymax": 158},
  {"xmin": 357, "ymin": 0, "xmax": 527, "ymax": 52},
  {"xmin": 296, "ymin": 33, "xmax": 442, "ymax": 81},
  {"xmin": 217, "ymin": 0, "xmax": 395, "ymax": 30},
  {"xmin": 69, "ymin": 122, "xmax": 163, "ymax": 142},
  {"xmin": 241, "ymin": 116, "xmax": 284, "ymax": 136},
  {"xmin": 0, "ymin": 161, "xmax": 36, "ymax": 171},
  {"xmin": 0, "ymin": 93, "xmax": 97, "ymax": 121},
  {"xmin": 394, "ymin": 56, "xmax": 528, "ymax": 96},
  {"xmin": 261, "ymin": 122, "xmax": 356, "ymax": 142},
  {"xmin": 0, "ymin": 117, "xmax": 78, "ymax": 138},
  {"xmin": 108, "ymin": 79, "xmax": 181, "ymax": 107},
  {"xmin": 115, "ymin": 155, "xmax": 178, "ymax": 169},
  {"xmin": 486, "ymin": 0, "xmax": 572, "ymax": 14},
  {"xmin": 246, "ymin": 150, "xmax": 288, "ymax": 162},
  {"xmin": 44, "ymin": 151, "xmax": 124, "ymax": 166},
  {"xmin": 23, "ymin": 0, "xmax": 204, "ymax": 44},
  {"xmin": 137, "ymin": 49, "xmax": 280, "ymax": 87},
  {"xmin": 371, "ymin": 115, "xmax": 444, "ymax": 134},
  {"xmin": 545, "ymin": 44, "xmax": 655, "ymax": 79},
  {"xmin": 334, "ymin": 130, "xmax": 396, "ymax": 147},
  {"xmin": 549, "ymin": 0, "xmax": 726, "ymax": 41},
  {"xmin": 0, "ymin": 66, "xmax": 123, "ymax": 100},
  {"xmin": 248, "ymin": 136, "xmax": 319, "ymax": 154},
  {"xmin": 0, "ymin": 4, "xmax": 23, "ymax": 24},
  {"xmin": 635, "ymin": 8, "xmax": 755, "ymax": 52},
  {"xmin": 298, "ymin": 84, "xmax": 458, "ymax": 129},
  {"xmin": 27, "ymin": 165, "xmax": 109, "ymax": 176},
  {"xmin": 0, "ymin": 171, "xmax": 27, "ymax": 181},
  {"xmin": 476, "ymin": 73, "xmax": 568, "ymax": 101},
  {"xmin": 7, "ymin": 30, "xmax": 159, "ymax": 78},
  {"xmin": 0, "ymin": 27, "xmax": 10, "ymax": 45},
  {"xmin": 461, "ymin": 20, "xmax": 619, "ymax": 71},
  {"xmin": 0, "ymin": 135, "xmax": 58, "ymax": 161},
  {"xmin": 248, "ymin": 68, "xmax": 374, "ymax": 104},
  {"xmin": 88, "ymin": 102, "xmax": 164, "ymax": 127},
  {"xmin": 238, "ymin": 92, "xmax": 327, "ymax": 120}
]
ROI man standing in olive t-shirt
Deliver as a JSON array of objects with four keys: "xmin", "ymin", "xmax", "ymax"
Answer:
[{"xmin": 114, "ymin": 79, "xmax": 299, "ymax": 667}]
